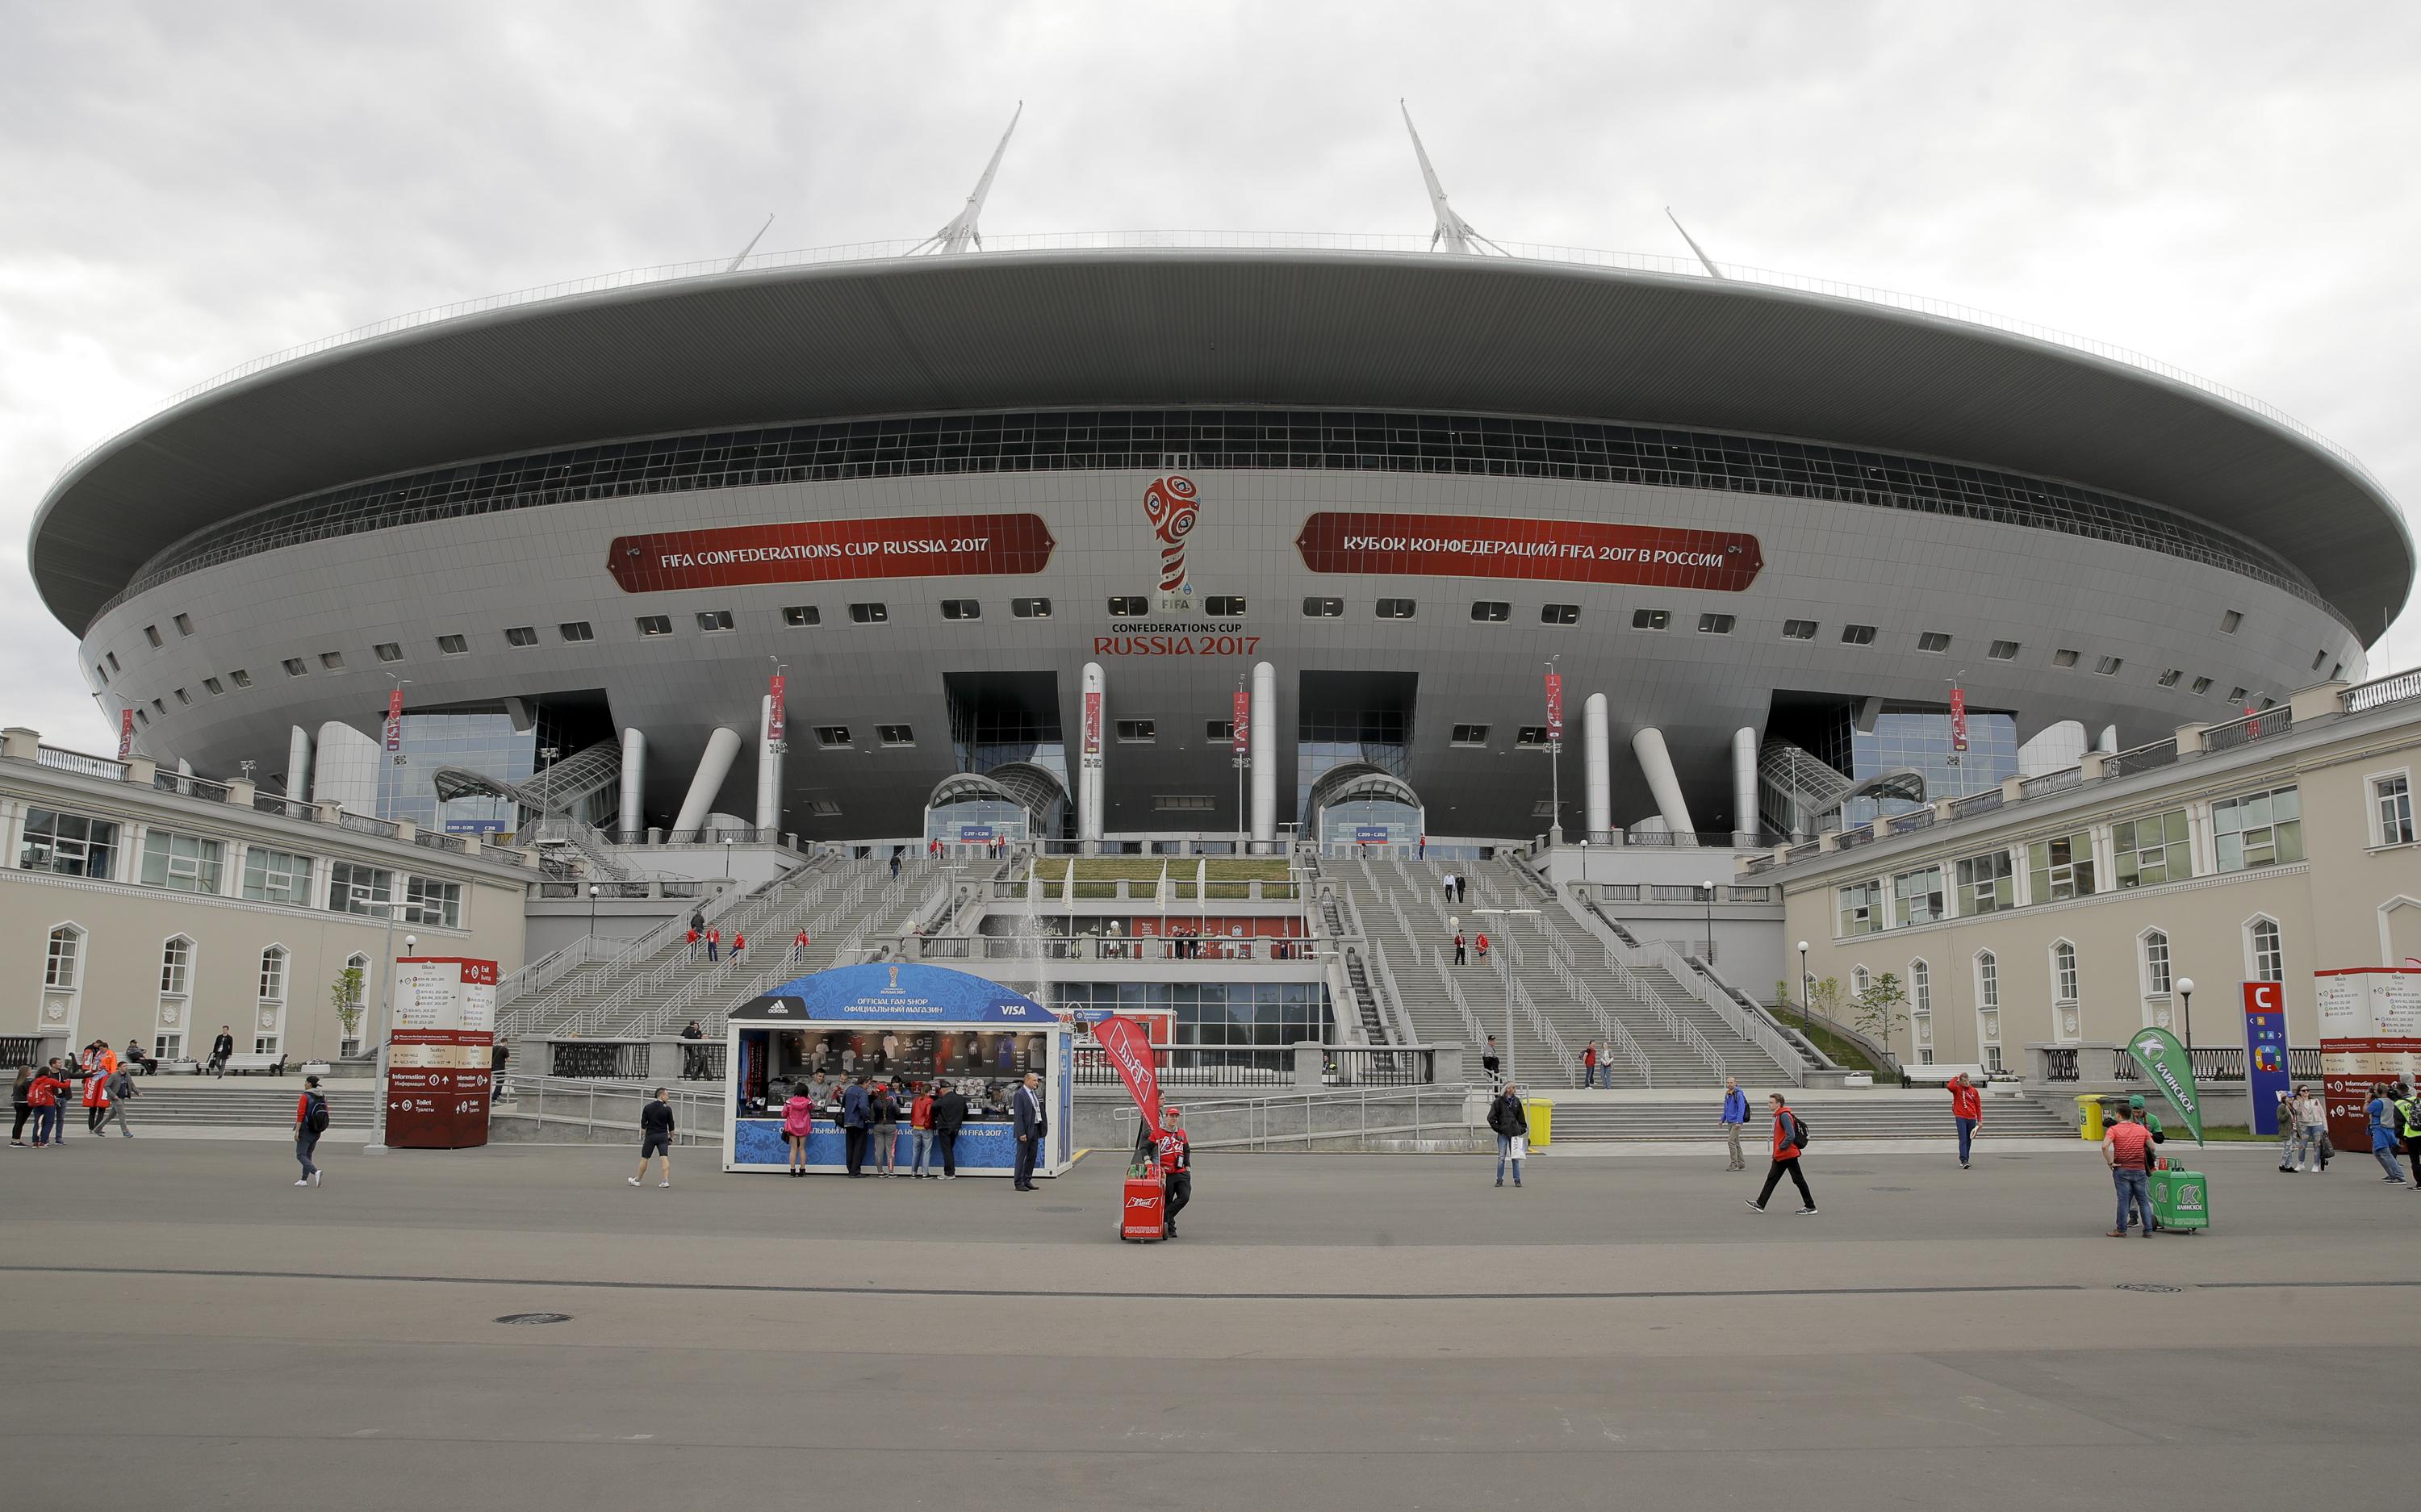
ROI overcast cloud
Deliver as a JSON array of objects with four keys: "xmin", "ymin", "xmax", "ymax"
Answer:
[{"xmin": 3, "ymin": 0, "xmax": 2415, "ymax": 750}]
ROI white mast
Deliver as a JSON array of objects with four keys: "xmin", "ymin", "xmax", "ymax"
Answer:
[
  {"xmin": 725, "ymin": 212, "xmax": 775, "ymax": 273},
  {"xmin": 909, "ymin": 102, "xmax": 1022, "ymax": 255},
  {"xmin": 1401, "ymin": 100, "xmax": 1507, "ymax": 256},
  {"xmin": 1665, "ymin": 207, "xmax": 1724, "ymax": 279}
]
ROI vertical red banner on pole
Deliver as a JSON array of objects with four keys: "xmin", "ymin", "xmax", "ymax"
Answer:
[
  {"xmin": 117, "ymin": 708, "xmax": 134, "ymax": 760},
  {"xmin": 1092, "ymin": 1013, "xmax": 1164, "ymax": 1141},
  {"xmin": 2243, "ymin": 703, "xmax": 2261, "ymax": 738},
  {"xmin": 1949, "ymin": 687, "xmax": 1968, "ymax": 754},
  {"xmin": 1231, "ymin": 689, "xmax": 1250, "ymax": 754},
  {"xmin": 767, "ymin": 675, "xmax": 786, "ymax": 741},
  {"xmin": 1083, "ymin": 690, "xmax": 1102, "ymax": 756},
  {"xmin": 1544, "ymin": 673, "xmax": 1564, "ymax": 744},
  {"xmin": 384, "ymin": 688, "xmax": 405, "ymax": 753}
]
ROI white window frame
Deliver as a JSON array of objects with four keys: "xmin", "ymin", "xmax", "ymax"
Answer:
[
  {"xmin": 1974, "ymin": 950, "xmax": 2002, "ymax": 1071},
  {"xmin": 2111, "ymin": 808, "xmax": 2193, "ymax": 888},
  {"xmin": 159, "ymin": 934, "xmax": 195, "ymax": 997},
  {"xmin": 328, "ymin": 862, "xmax": 395, "ymax": 917},
  {"xmin": 2050, "ymin": 938, "xmax": 2080, "ymax": 1042},
  {"xmin": 1850, "ymin": 964, "xmax": 1871, "ymax": 997},
  {"xmin": 241, "ymin": 844, "xmax": 316, "ymax": 906},
  {"xmin": 1892, "ymin": 867, "xmax": 1945, "ymax": 927},
  {"xmin": 1838, "ymin": 881, "xmax": 1881, "ymax": 938},
  {"xmin": 1955, "ymin": 850, "xmax": 2013, "ymax": 915},
  {"xmin": 2212, "ymin": 785, "xmax": 2303, "ymax": 873},
  {"xmin": 140, "ymin": 828, "xmax": 225, "ymax": 893},
  {"xmin": 255, "ymin": 944, "xmax": 290, "ymax": 1055},
  {"xmin": 2027, "ymin": 831, "xmax": 2096, "ymax": 901},
  {"xmin": 403, "ymin": 875, "xmax": 462, "ymax": 929},
  {"xmin": 2370, "ymin": 768, "xmax": 2415, "ymax": 848},
  {"xmin": 2138, "ymin": 927, "xmax": 2172, "ymax": 1028},
  {"xmin": 2245, "ymin": 915, "xmax": 2285, "ymax": 984},
  {"xmin": 20, "ymin": 808, "xmax": 121, "ymax": 878},
  {"xmin": 1909, "ymin": 958, "xmax": 1933, "ymax": 1062},
  {"xmin": 341, "ymin": 952, "xmax": 370, "ymax": 1056},
  {"xmin": 45, "ymin": 923, "xmax": 85, "ymax": 991}
]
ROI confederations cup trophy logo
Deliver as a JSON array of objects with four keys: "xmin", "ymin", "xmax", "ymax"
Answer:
[{"xmin": 1143, "ymin": 474, "xmax": 1201, "ymax": 606}]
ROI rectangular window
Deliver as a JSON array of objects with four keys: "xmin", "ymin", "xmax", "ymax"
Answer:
[
  {"xmin": 320, "ymin": 651, "xmax": 345, "ymax": 671},
  {"xmin": 240, "ymin": 846, "xmax": 315, "ymax": 905},
  {"xmin": 1955, "ymin": 850, "xmax": 2013, "ymax": 915},
  {"xmin": 504, "ymin": 626, "xmax": 539, "ymax": 647},
  {"xmin": 174, "ymin": 613, "xmax": 193, "ymax": 636},
  {"xmin": 2312, "ymin": 649, "xmax": 2329, "ymax": 672},
  {"xmin": 2096, "ymin": 656, "xmax": 2124, "ymax": 676},
  {"xmin": 696, "ymin": 610, "xmax": 735, "ymax": 633},
  {"xmin": 2220, "ymin": 610, "xmax": 2242, "ymax": 633},
  {"xmin": 140, "ymin": 829, "xmax": 225, "ymax": 893},
  {"xmin": 135, "ymin": 708, "xmax": 149, "ymax": 726},
  {"xmin": 1154, "ymin": 795, "xmax": 1214, "ymax": 812},
  {"xmin": 2227, "ymin": 687, "xmax": 2247, "ymax": 704},
  {"xmin": 1205, "ymin": 596, "xmax": 1247, "ymax": 618},
  {"xmin": 2156, "ymin": 668, "xmax": 2182, "ymax": 688},
  {"xmin": 809, "ymin": 800, "xmax": 843, "ymax": 817},
  {"xmin": 1010, "ymin": 598, "xmax": 1051, "ymax": 619},
  {"xmin": 1988, "ymin": 640, "xmax": 2021, "ymax": 661},
  {"xmin": 94, "ymin": 663, "xmax": 109, "ymax": 686},
  {"xmin": 814, "ymin": 726, "xmax": 851, "ymax": 749},
  {"xmin": 436, "ymin": 634, "xmax": 468, "ymax": 655},
  {"xmin": 1917, "ymin": 631, "xmax": 1953, "ymax": 653},
  {"xmin": 781, "ymin": 605, "xmax": 820, "ymax": 628},
  {"xmin": 2190, "ymin": 676, "xmax": 2212, "ymax": 695},
  {"xmin": 1632, "ymin": 608, "xmax": 1670, "ymax": 631},
  {"xmin": 2053, "ymin": 649, "xmax": 2080, "ymax": 668},
  {"xmin": 1840, "ymin": 624, "xmax": 1877, "ymax": 645},
  {"xmin": 1450, "ymin": 724, "xmax": 1490, "ymax": 746},
  {"xmin": 1106, "ymin": 597, "xmax": 1148, "ymax": 618},
  {"xmin": 559, "ymin": 621, "xmax": 594, "ymax": 642},
  {"xmin": 174, "ymin": 688, "xmax": 191, "ymax": 706},
  {"xmin": 2213, "ymin": 785, "xmax": 2304, "ymax": 872},
  {"xmin": 1892, "ymin": 867, "xmax": 1944, "ymax": 925},
  {"xmin": 876, "ymin": 725, "xmax": 914, "ymax": 746},
  {"xmin": 1470, "ymin": 600, "xmax": 1510, "ymax": 623},
  {"xmin": 107, "ymin": 652, "xmax": 119, "ymax": 671},
  {"xmin": 374, "ymin": 642, "xmax": 404, "ymax": 662},
  {"xmin": 636, "ymin": 616, "xmax": 673, "ymax": 637},
  {"xmin": 282, "ymin": 658, "xmax": 308, "ymax": 677},
  {"xmin": 2375, "ymin": 775, "xmax": 2415, "ymax": 846},
  {"xmin": 19, "ymin": 809, "xmax": 120, "ymax": 878},
  {"xmin": 144, "ymin": 624, "xmax": 163, "ymax": 648},
  {"xmin": 2112, "ymin": 809, "xmax": 2192, "ymax": 888},
  {"xmin": 2026, "ymin": 832, "xmax": 2096, "ymax": 900},
  {"xmin": 1838, "ymin": 881, "xmax": 1881, "ymax": 937},
  {"xmin": 1114, "ymin": 720, "xmax": 1156, "ymax": 742},
  {"xmin": 151, "ymin": 700, "xmax": 165, "ymax": 716},
  {"xmin": 1302, "ymin": 596, "xmax": 1344, "ymax": 618},
  {"xmin": 328, "ymin": 862, "xmax": 395, "ymax": 917},
  {"xmin": 940, "ymin": 599, "xmax": 981, "ymax": 620},
  {"xmin": 1205, "ymin": 720, "xmax": 1234, "ymax": 741},
  {"xmin": 2143, "ymin": 933, "xmax": 2172, "ymax": 997},
  {"xmin": 402, "ymin": 877, "xmax": 462, "ymax": 929},
  {"xmin": 1781, "ymin": 619, "xmax": 1817, "ymax": 641},
  {"xmin": 1541, "ymin": 604, "xmax": 1579, "ymax": 625},
  {"xmin": 1375, "ymin": 598, "xmax": 1417, "ymax": 620},
  {"xmin": 203, "ymin": 677, "xmax": 224, "ymax": 696},
  {"xmin": 1978, "ymin": 954, "xmax": 2001, "ymax": 1010},
  {"xmin": 1514, "ymin": 726, "xmax": 1550, "ymax": 746},
  {"xmin": 1698, "ymin": 613, "xmax": 1735, "ymax": 635}
]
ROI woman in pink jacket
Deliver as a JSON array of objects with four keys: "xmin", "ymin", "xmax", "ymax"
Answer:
[{"xmin": 782, "ymin": 1082, "xmax": 815, "ymax": 1176}]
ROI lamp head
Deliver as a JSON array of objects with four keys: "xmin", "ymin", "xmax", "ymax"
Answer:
[{"xmin": 2176, "ymin": 977, "xmax": 2194, "ymax": 996}]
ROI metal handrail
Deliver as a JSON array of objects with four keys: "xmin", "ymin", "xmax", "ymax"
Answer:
[
  {"xmin": 1545, "ymin": 950, "xmax": 1651, "ymax": 1084},
  {"xmin": 2345, "ymin": 668, "xmax": 2421, "ymax": 713},
  {"xmin": 1430, "ymin": 946, "xmax": 1490, "ymax": 1050}
]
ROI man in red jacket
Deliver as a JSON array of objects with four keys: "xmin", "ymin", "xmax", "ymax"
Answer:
[
  {"xmin": 1746, "ymin": 1092, "xmax": 1817, "ymax": 1214},
  {"xmin": 1950, "ymin": 1073, "xmax": 1984, "ymax": 1170},
  {"xmin": 27, "ymin": 1061, "xmax": 66, "ymax": 1147}
]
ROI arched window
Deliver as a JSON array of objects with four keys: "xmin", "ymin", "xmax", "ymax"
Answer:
[
  {"xmin": 2140, "ymin": 929, "xmax": 2171, "ymax": 996},
  {"xmin": 2248, "ymin": 918, "xmax": 2284, "ymax": 984},
  {"xmin": 2052, "ymin": 942, "xmax": 2079, "ymax": 1002},
  {"xmin": 257, "ymin": 946, "xmax": 287, "ymax": 1005},
  {"xmin": 160, "ymin": 936, "xmax": 195, "ymax": 997},
  {"xmin": 45, "ymin": 925, "xmax": 83, "ymax": 990},
  {"xmin": 1852, "ymin": 965, "xmax": 1872, "ymax": 997},
  {"xmin": 255, "ymin": 946, "xmax": 290, "ymax": 1055},
  {"xmin": 341, "ymin": 952, "xmax": 370, "ymax": 1055},
  {"xmin": 1975, "ymin": 951, "xmax": 2003, "ymax": 1071},
  {"xmin": 1908, "ymin": 959, "xmax": 1934, "ymax": 1064}
]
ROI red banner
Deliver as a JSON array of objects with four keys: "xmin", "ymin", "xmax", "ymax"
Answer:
[
  {"xmin": 607, "ymin": 513, "xmax": 1053, "ymax": 593},
  {"xmin": 117, "ymin": 708, "xmax": 133, "ymax": 760},
  {"xmin": 1544, "ymin": 673, "xmax": 1564, "ymax": 745},
  {"xmin": 1949, "ymin": 687, "xmax": 1967, "ymax": 754},
  {"xmin": 1093, "ymin": 1013, "xmax": 1164, "ymax": 1142},
  {"xmin": 767, "ymin": 675, "xmax": 786, "ymax": 741},
  {"xmin": 1295, "ymin": 512, "xmax": 1762, "ymax": 590},
  {"xmin": 1231, "ymin": 688, "xmax": 1251, "ymax": 755},
  {"xmin": 384, "ymin": 687, "xmax": 405, "ymax": 753},
  {"xmin": 1083, "ymin": 690, "xmax": 1102, "ymax": 757}
]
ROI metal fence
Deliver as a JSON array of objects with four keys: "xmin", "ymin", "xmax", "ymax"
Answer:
[
  {"xmin": 1, "ymin": 1035, "xmax": 50, "ymax": 1069},
  {"xmin": 548, "ymin": 1041, "xmax": 651, "ymax": 1080},
  {"xmin": 1071, "ymin": 1044, "xmax": 1436, "ymax": 1088}
]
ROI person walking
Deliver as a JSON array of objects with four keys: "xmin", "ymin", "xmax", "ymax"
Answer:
[
  {"xmin": 705, "ymin": 927, "xmax": 721, "ymax": 963},
  {"xmin": 1481, "ymin": 1034, "xmax": 1500, "ymax": 1084},
  {"xmin": 839, "ymin": 1076, "xmax": 871, "ymax": 1177},
  {"xmin": 209, "ymin": 1026, "xmax": 235, "ymax": 1077},
  {"xmin": 792, "ymin": 929, "xmax": 810, "ymax": 964},
  {"xmin": 293, "ymin": 1074, "xmax": 329, "ymax": 1187},
  {"xmin": 932, "ymin": 1078, "xmax": 968, "ymax": 1178},
  {"xmin": 102, "ymin": 1063, "xmax": 137, "ymax": 1137},
  {"xmin": 2297, "ymin": 1087, "xmax": 2331, "ymax": 1172},
  {"xmin": 10, "ymin": 1065, "xmax": 34, "ymax": 1147},
  {"xmin": 1486, "ymin": 1081, "xmax": 1528, "ymax": 1187},
  {"xmin": 869, "ymin": 1080, "xmax": 901, "ymax": 1177},
  {"xmin": 1949, "ymin": 1072, "xmax": 1984, "ymax": 1170},
  {"xmin": 1581, "ymin": 1042, "xmax": 1599, "ymax": 1092},
  {"xmin": 686, "ymin": 927, "xmax": 700, "ymax": 963},
  {"xmin": 1011, "ymin": 1070, "xmax": 1047, "ymax": 1190},
  {"xmin": 1474, "ymin": 932, "xmax": 1490, "ymax": 963},
  {"xmin": 1453, "ymin": 931, "xmax": 1467, "ymax": 967},
  {"xmin": 782, "ymin": 1080, "xmax": 813, "ymax": 1176},
  {"xmin": 679, "ymin": 1020, "xmax": 707, "ymax": 1080},
  {"xmin": 82, "ymin": 1058, "xmax": 110, "ymax": 1134},
  {"xmin": 2104, "ymin": 1101, "xmax": 2156, "ymax": 1237},
  {"xmin": 891, "ymin": 850, "xmax": 903, "ymax": 880},
  {"xmin": 2278, "ymin": 1086, "xmax": 2321, "ymax": 1172},
  {"xmin": 1417, "ymin": 834, "xmax": 1426, "ymax": 860},
  {"xmin": 2397, "ymin": 1081, "xmax": 2421, "ymax": 1188},
  {"xmin": 909, "ymin": 1082, "xmax": 938, "ymax": 1179},
  {"xmin": 1719, "ymin": 1076, "xmax": 1750, "ymax": 1171},
  {"xmin": 2365, "ymin": 1083, "xmax": 2406, "ymax": 1184},
  {"xmin": 1440, "ymin": 871, "xmax": 1455, "ymax": 906},
  {"xmin": 1747, "ymin": 1092, "xmax": 1817, "ymax": 1214},
  {"xmin": 629, "ymin": 1087, "xmax": 675, "ymax": 1188},
  {"xmin": 1158, "ymin": 1105, "xmax": 1193, "ymax": 1237},
  {"xmin": 731, "ymin": 931, "xmax": 746, "ymax": 963}
]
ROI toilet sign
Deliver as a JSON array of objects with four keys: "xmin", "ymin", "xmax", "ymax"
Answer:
[{"xmin": 385, "ymin": 957, "xmax": 497, "ymax": 1150}]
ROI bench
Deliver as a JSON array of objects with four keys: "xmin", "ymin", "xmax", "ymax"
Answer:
[
  {"xmin": 216, "ymin": 1053, "xmax": 289, "ymax": 1077},
  {"xmin": 1900, "ymin": 1063, "xmax": 1988, "ymax": 1089}
]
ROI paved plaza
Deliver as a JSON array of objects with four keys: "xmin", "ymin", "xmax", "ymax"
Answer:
[{"xmin": 2, "ymin": 1137, "xmax": 2415, "ymax": 1510}]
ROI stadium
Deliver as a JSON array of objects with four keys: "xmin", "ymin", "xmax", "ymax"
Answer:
[{"xmin": 30, "ymin": 214, "xmax": 2412, "ymax": 856}]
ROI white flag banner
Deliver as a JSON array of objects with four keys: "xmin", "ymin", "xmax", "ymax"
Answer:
[
  {"xmin": 1063, "ymin": 858, "xmax": 1078, "ymax": 913},
  {"xmin": 1156, "ymin": 860, "xmax": 1171, "ymax": 916}
]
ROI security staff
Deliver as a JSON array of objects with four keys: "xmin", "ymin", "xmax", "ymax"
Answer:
[{"xmin": 1156, "ymin": 1106, "xmax": 1192, "ymax": 1238}]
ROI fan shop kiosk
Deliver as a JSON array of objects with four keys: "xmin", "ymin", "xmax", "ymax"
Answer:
[{"xmin": 724, "ymin": 962, "xmax": 1074, "ymax": 1179}]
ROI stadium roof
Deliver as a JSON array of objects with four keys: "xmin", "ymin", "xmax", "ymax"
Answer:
[{"xmin": 31, "ymin": 236, "xmax": 2413, "ymax": 637}]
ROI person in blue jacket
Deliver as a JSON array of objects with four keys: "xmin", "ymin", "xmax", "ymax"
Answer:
[
  {"xmin": 1719, "ymin": 1076, "xmax": 1750, "ymax": 1172},
  {"xmin": 838, "ymin": 1076, "xmax": 872, "ymax": 1178},
  {"xmin": 2369, "ymin": 1083, "xmax": 2409, "ymax": 1184}
]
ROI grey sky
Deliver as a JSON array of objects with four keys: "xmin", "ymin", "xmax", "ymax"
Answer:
[{"xmin": 4, "ymin": 1, "xmax": 2415, "ymax": 750}]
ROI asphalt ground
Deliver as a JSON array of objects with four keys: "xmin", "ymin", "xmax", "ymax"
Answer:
[{"xmin": 2, "ymin": 1136, "xmax": 2415, "ymax": 1510}]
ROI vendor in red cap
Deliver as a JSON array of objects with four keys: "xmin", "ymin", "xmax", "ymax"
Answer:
[{"xmin": 1156, "ymin": 1106, "xmax": 1192, "ymax": 1238}]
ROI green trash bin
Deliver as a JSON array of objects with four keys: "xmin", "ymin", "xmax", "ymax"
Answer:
[{"xmin": 2147, "ymin": 1167, "xmax": 2209, "ymax": 1233}]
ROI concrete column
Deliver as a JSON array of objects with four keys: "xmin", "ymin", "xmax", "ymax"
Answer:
[
  {"xmin": 1731, "ymin": 726, "xmax": 1758, "ymax": 847},
  {"xmin": 617, "ymin": 727, "xmax": 646, "ymax": 842},
  {"xmin": 286, "ymin": 725, "xmax": 316, "ymax": 803},
  {"xmin": 1249, "ymin": 660, "xmax": 1276, "ymax": 850},
  {"xmin": 1582, "ymin": 693, "xmax": 1611, "ymax": 838},
  {"xmin": 1079, "ymin": 662, "xmax": 1106, "ymax": 850},
  {"xmin": 1630, "ymin": 727, "xmax": 1697, "ymax": 837},
  {"xmin": 754, "ymin": 695, "xmax": 781, "ymax": 835},
  {"xmin": 671, "ymin": 727, "xmax": 743, "ymax": 839}
]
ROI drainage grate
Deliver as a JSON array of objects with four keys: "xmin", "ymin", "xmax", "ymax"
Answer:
[
  {"xmin": 2114, "ymin": 1284, "xmax": 2181, "ymax": 1294},
  {"xmin": 1038, "ymin": 1205, "xmax": 1082, "ymax": 1213},
  {"xmin": 495, "ymin": 1312, "xmax": 574, "ymax": 1325},
  {"xmin": 1867, "ymin": 1185, "xmax": 1912, "ymax": 1192}
]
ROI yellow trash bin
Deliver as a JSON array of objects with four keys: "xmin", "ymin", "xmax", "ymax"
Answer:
[
  {"xmin": 2076, "ymin": 1094, "xmax": 2105, "ymax": 1140},
  {"xmin": 1525, "ymin": 1098, "xmax": 1553, "ymax": 1147}
]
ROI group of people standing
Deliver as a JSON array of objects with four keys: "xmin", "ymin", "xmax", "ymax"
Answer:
[{"xmin": 10, "ymin": 1045, "xmax": 141, "ymax": 1147}]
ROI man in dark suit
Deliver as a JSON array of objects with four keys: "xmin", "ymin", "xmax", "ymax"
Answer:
[
  {"xmin": 839, "ymin": 1076, "xmax": 871, "ymax": 1177},
  {"xmin": 931, "ymin": 1079, "xmax": 969, "ymax": 1179},
  {"xmin": 1011, "ymin": 1070, "xmax": 1046, "ymax": 1190}
]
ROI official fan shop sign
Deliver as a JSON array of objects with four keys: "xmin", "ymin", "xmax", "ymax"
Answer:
[
  {"xmin": 736, "ymin": 961, "xmax": 1051, "ymax": 1024},
  {"xmin": 608, "ymin": 514, "xmax": 1055, "ymax": 592},
  {"xmin": 385, "ymin": 957, "xmax": 497, "ymax": 1150},
  {"xmin": 1296, "ymin": 512, "xmax": 1763, "ymax": 590},
  {"xmin": 2315, "ymin": 967, "xmax": 2421, "ymax": 1152}
]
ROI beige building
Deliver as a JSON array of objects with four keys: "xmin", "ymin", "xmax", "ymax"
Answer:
[
  {"xmin": 1758, "ymin": 675, "xmax": 2419, "ymax": 1076},
  {"xmin": 4, "ymin": 726, "xmax": 530, "ymax": 1067}
]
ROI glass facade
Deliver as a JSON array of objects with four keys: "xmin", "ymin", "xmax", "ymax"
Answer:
[
  {"xmin": 2112, "ymin": 810, "xmax": 2192, "ymax": 888},
  {"xmin": 1827, "ymin": 705, "xmax": 2019, "ymax": 827},
  {"xmin": 1047, "ymin": 979, "xmax": 1331, "ymax": 1046},
  {"xmin": 2213, "ymin": 786, "xmax": 2303, "ymax": 872},
  {"xmin": 376, "ymin": 708, "xmax": 553, "ymax": 834}
]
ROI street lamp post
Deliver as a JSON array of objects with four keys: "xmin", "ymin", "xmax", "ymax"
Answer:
[
  {"xmin": 587, "ymin": 883, "xmax": 600, "ymax": 942},
  {"xmin": 1702, "ymin": 879, "xmax": 1716, "ymax": 966},
  {"xmin": 2176, "ymin": 977, "xmax": 2196, "ymax": 1052},
  {"xmin": 1797, "ymin": 941, "xmax": 1811, "ymax": 1030},
  {"xmin": 1577, "ymin": 837, "xmax": 1587, "ymax": 891},
  {"xmin": 724, "ymin": 835, "xmax": 734, "ymax": 879},
  {"xmin": 1473, "ymin": 906, "xmax": 1541, "ymax": 1084}
]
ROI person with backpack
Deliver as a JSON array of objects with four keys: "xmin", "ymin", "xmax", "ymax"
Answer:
[
  {"xmin": 2365, "ymin": 1083, "xmax": 2406, "ymax": 1184},
  {"xmin": 101, "ymin": 1064, "xmax": 138, "ymax": 1138},
  {"xmin": 1718, "ymin": 1076, "xmax": 1750, "ymax": 1172},
  {"xmin": 909, "ymin": 1082, "xmax": 938, "ymax": 1179},
  {"xmin": 1747, "ymin": 1092, "xmax": 1817, "ymax": 1214},
  {"xmin": 26, "ymin": 1061, "xmax": 66, "ymax": 1147},
  {"xmin": 293, "ymin": 1074, "xmax": 330, "ymax": 1187},
  {"xmin": 1949, "ymin": 1072, "xmax": 1984, "ymax": 1170},
  {"xmin": 1486, "ymin": 1082, "xmax": 1528, "ymax": 1188},
  {"xmin": 630, "ymin": 1087, "xmax": 675, "ymax": 1188}
]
